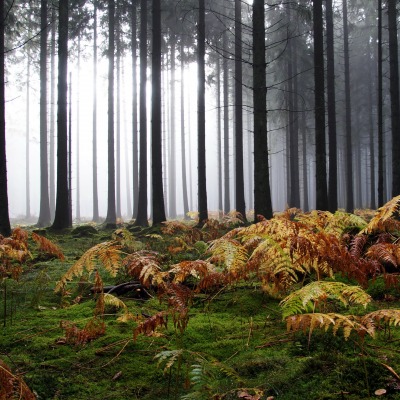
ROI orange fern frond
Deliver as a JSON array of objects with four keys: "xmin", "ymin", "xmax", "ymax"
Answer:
[
  {"xmin": 362, "ymin": 195, "xmax": 400, "ymax": 234},
  {"xmin": 350, "ymin": 235, "xmax": 369, "ymax": 258},
  {"xmin": 0, "ymin": 359, "xmax": 36, "ymax": 400},
  {"xmin": 31, "ymin": 232, "xmax": 65, "ymax": 260},
  {"xmin": 169, "ymin": 260, "xmax": 215, "ymax": 284},
  {"xmin": 366, "ymin": 243, "xmax": 400, "ymax": 268},
  {"xmin": 362, "ymin": 309, "xmax": 400, "ymax": 331},
  {"xmin": 133, "ymin": 311, "xmax": 168, "ymax": 341},
  {"xmin": 61, "ymin": 318, "xmax": 106, "ymax": 346},
  {"xmin": 55, "ymin": 241, "xmax": 122, "ymax": 292}
]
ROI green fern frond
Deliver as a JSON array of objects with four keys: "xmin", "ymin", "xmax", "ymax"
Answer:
[
  {"xmin": 324, "ymin": 211, "xmax": 367, "ymax": 238},
  {"xmin": 154, "ymin": 349, "xmax": 184, "ymax": 374},
  {"xmin": 280, "ymin": 281, "xmax": 371, "ymax": 319},
  {"xmin": 208, "ymin": 238, "xmax": 248, "ymax": 276},
  {"xmin": 103, "ymin": 293, "xmax": 136, "ymax": 322},
  {"xmin": 362, "ymin": 195, "xmax": 400, "ymax": 234},
  {"xmin": 55, "ymin": 241, "xmax": 122, "ymax": 292}
]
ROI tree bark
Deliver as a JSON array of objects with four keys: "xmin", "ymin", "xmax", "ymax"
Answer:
[
  {"xmin": 151, "ymin": 0, "xmax": 166, "ymax": 225},
  {"xmin": 0, "ymin": 0, "xmax": 11, "ymax": 236},
  {"xmin": 253, "ymin": 0, "xmax": 272, "ymax": 220},
  {"xmin": 105, "ymin": 0, "xmax": 116, "ymax": 226},
  {"xmin": 313, "ymin": 0, "xmax": 328, "ymax": 210},
  {"xmin": 197, "ymin": 0, "xmax": 208, "ymax": 225},
  {"xmin": 377, "ymin": 0, "xmax": 384, "ymax": 207},
  {"xmin": 52, "ymin": 0, "xmax": 70, "ymax": 229},
  {"xmin": 223, "ymin": 28, "xmax": 230, "ymax": 214}
]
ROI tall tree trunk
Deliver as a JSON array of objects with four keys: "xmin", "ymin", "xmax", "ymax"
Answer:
[
  {"xmin": 388, "ymin": 0, "xmax": 400, "ymax": 197},
  {"xmin": 368, "ymin": 43, "xmax": 376, "ymax": 209},
  {"xmin": 343, "ymin": 0, "xmax": 354, "ymax": 212},
  {"xmin": 49, "ymin": 5, "xmax": 56, "ymax": 220},
  {"xmin": 301, "ymin": 110, "xmax": 309, "ymax": 211},
  {"xmin": 131, "ymin": 0, "xmax": 138, "ymax": 219},
  {"xmin": 26, "ymin": 36, "xmax": 31, "ymax": 220},
  {"xmin": 168, "ymin": 32, "xmax": 177, "ymax": 218},
  {"xmin": 105, "ymin": 0, "xmax": 116, "ymax": 226},
  {"xmin": 313, "ymin": 0, "xmax": 328, "ymax": 210},
  {"xmin": 326, "ymin": 0, "xmax": 338, "ymax": 212},
  {"xmin": 377, "ymin": 0, "xmax": 384, "ymax": 207},
  {"xmin": 38, "ymin": 0, "xmax": 51, "ymax": 227},
  {"xmin": 235, "ymin": 0, "xmax": 246, "ymax": 221},
  {"xmin": 180, "ymin": 42, "xmax": 189, "ymax": 219},
  {"xmin": 0, "ymin": 0, "xmax": 10, "ymax": 236},
  {"xmin": 253, "ymin": 0, "xmax": 272, "ymax": 220},
  {"xmin": 152, "ymin": 0, "xmax": 166, "ymax": 225},
  {"xmin": 223, "ymin": 28, "xmax": 230, "ymax": 214},
  {"xmin": 75, "ymin": 36, "xmax": 81, "ymax": 221},
  {"xmin": 68, "ymin": 73, "xmax": 72, "ymax": 226},
  {"xmin": 52, "ymin": 0, "xmax": 70, "ymax": 229},
  {"xmin": 217, "ymin": 57, "xmax": 223, "ymax": 217},
  {"xmin": 92, "ymin": 0, "xmax": 99, "ymax": 222},
  {"xmin": 197, "ymin": 0, "xmax": 208, "ymax": 225},
  {"xmin": 116, "ymin": 9, "xmax": 121, "ymax": 219},
  {"xmin": 135, "ymin": 0, "xmax": 148, "ymax": 226}
]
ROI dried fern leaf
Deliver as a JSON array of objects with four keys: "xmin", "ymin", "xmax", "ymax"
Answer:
[
  {"xmin": 55, "ymin": 241, "xmax": 121, "ymax": 292},
  {"xmin": 31, "ymin": 232, "xmax": 65, "ymax": 260},
  {"xmin": 133, "ymin": 311, "xmax": 167, "ymax": 341},
  {"xmin": 169, "ymin": 260, "xmax": 215, "ymax": 284},
  {"xmin": 280, "ymin": 281, "xmax": 371, "ymax": 319},
  {"xmin": 366, "ymin": 243, "xmax": 400, "ymax": 267},
  {"xmin": 124, "ymin": 251, "xmax": 164, "ymax": 287},
  {"xmin": 362, "ymin": 195, "xmax": 400, "ymax": 234},
  {"xmin": 362, "ymin": 309, "xmax": 400, "ymax": 328}
]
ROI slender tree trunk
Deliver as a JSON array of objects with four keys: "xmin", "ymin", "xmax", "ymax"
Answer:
[
  {"xmin": 168, "ymin": 32, "xmax": 177, "ymax": 218},
  {"xmin": 301, "ymin": 110, "xmax": 309, "ymax": 211},
  {"xmin": 135, "ymin": 0, "xmax": 148, "ymax": 226},
  {"xmin": 162, "ymin": 55, "xmax": 168, "ymax": 214},
  {"xmin": 105, "ymin": 0, "xmax": 116, "ymax": 226},
  {"xmin": 131, "ymin": 0, "xmax": 138, "ymax": 219},
  {"xmin": 326, "ymin": 0, "xmax": 338, "ymax": 212},
  {"xmin": 388, "ymin": 0, "xmax": 400, "ymax": 197},
  {"xmin": 253, "ymin": 0, "xmax": 272, "ymax": 220},
  {"xmin": 116, "ymin": 9, "xmax": 121, "ymax": 219},
  {"xmin": 368, "ymin": 43, "xmax": 376, "ymax": 209},
  {"xmin": 49, "ymin": 6, "xmax": 56, "ymax": 220},
  {"xmin": 377, "ymin": 0, "xmax": 384, "ymax": 207},
  {"xmin": 52, "ymin": 0, "xmax": 70, "ymax": 229},
  {"xmin": 197, "ymin": 0, "xmax": 208, "ymax": 225},
  {"xmin": 152, "ymin": 0, "xmax": 166, "ymax": 225},
  {"xmin": 38, "ymin": 0, "xmax": 51, "ymax": 227},
  {"xmin": 217, "ymin": 57, "xmax": 223, "ymax": 217},
  {"xmin": 313, "ymin": 0, "xmax": 328, "ymax": 210},
  {"xmin": 26, "ymin": 39, "xmax": 31, "ymax": 219},
  {"xmin": 92, "ymin": 0, "xmax": 99, "ymax": 222},
  {"xmin": 223, "ymin": 28, "xmax": 230, "ymax": 214},
  {"xmin": 343, "ymin": 0, "xmax": 354, "ymax": 212},
  {"xmin": 68, "ymin": 73, "xmax": 72, "ymax": 226},
  {"xmin": 75, "ymin": 36, "xmax": 81, "ymax": 221},
  {"xmin": 180, "ymin": 42, "xmax": 189, "ymax": 219},
  {"xmin": 0, "ymin": 0, "xmax": 10, "ymax": 236},
  {"xmin": 234, "ymin": 0, "xmax": 246, "ymax": 221}
]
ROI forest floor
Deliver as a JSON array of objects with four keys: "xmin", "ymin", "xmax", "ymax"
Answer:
[{"xmin": 1, "ymin": 210, "xmax": 400, "ymax": 400}]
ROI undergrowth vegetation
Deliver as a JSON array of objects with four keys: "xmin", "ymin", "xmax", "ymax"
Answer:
[{"xmin": 2, "ymin": 199, "xmax": 400, "ymax": 399}]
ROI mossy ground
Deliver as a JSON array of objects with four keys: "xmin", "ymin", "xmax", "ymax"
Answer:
[{"xmin": 1, "ymin": 226, "xmax": 400, "ymax": 400}]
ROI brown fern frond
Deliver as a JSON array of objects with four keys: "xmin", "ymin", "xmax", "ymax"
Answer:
[
  {"xmin": 169, "ymin": 260, "xmax": 215, "ymax": 284},
  {"xmin": 384, "ymin": 273, "xmax": 400, "ymax": 289},
  {"xmin": 350, "ymin": 235, "xmax": 369, "ymax": 258},
  {"xmin": 362, "ymin": 195, "xmax": 400, "ymax": 234},
  {"xmin": 31, "ymin": 232, "xmax": 65, "ymax": 260},
  {"xmin": 366, "ymin": 243, "xmax": 400, "ymax": 268},
  {"xmin": 362, "ymin": 309, "xmax": 400, "ymax": 330},
  {"xmin": 55, "ymin": 241, "xmax": 122, "ymax": 292},
  {"xmin": 161, "ymin": 220, "xmax": 192, "ymax": 235},
  {"xmin": 0, "ymin": 359, "xmax": 36, "ymax": 400},
  {"xmin": 197, "ymin": 272, "xmax": 228, "ymax": 292},
  {"xmin": 61, "ymin": 317, "xmax": 106, "ymax": 346},
  {"xmin": 133, "ymin": 311, "xmax": 168, "ymax": 341},
  {"xmin": 11, "ymin": 227, "xmax": 29, "ymax": 245},
  {"xmin": 123, "ymin": 250, "xmax": 166, "ymax": 287}
]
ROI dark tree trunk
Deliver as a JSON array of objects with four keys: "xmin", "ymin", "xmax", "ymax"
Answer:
[
  {"xmin": 326, "ymin": 0, "xmax": 338, "ymax": 212},
  {"xmin": 253, "ymin": 0, "xmax": 272, "ymax": 220},
  {"xmin": 313, "ymin": 0, "xmax": 328, "ymax": 210},
  {"xmin": 343, "ymin": 0, "xmax": 354, "ymax": 212},
  {"xmin": 75, "ymin": 36, "xmax": 81, "ymax": 221},
  {"xmin": 377, "ymin": 0, "xmax": 384, "ymax": 207},
  {"xmin": 223, "ymin": 28, "xmax": 230, "ymax": 214},
  {"xmin": 388, "ymin": 0, "xmax": 400, "ymax": 197},
  {"xmin": 26, "ymin": 32, "xmax": 31, "ymax": 219},
  {"xmin": 368, "ymin": 43, "xmax": 376, "ymax": 210},
  {"xmin": 131, "ymin": 0, "xmax": 139, "ymax": 219},
  {"xmin": 49, "ymin": 6, "xmax": 56, "ymax": 220},
  {"xmin": 68, "ymin": 73, "xmax": 72, "ymax": 226},
  {"xmin": 234, "ymin": 0, "xmax": 246, "ymax": 221},
  {"xmin": 168, "ymin": 32, "xmax": 177, "ymax": 218},
  {"xmin": 52, "ymin": 0, "xmax": 70, "ymax": 230},
  {"xmin": 105, "ymin": 0, "xmax": 116, "ymax": 227},
  {"xmin": 197, "ymin": 0, "xmax": 208, "ymax": 225},
  {"xmin": 301, "ymin": 110, "xmax": 309, "ymax": 211},
  {"xmin": 92, "ymin": 0, "xmax": 99, "ymax": 222},
  {"xmin": 152, "ymin": 0, "xmax": 166, "ymax": 225},
  {"xmin": 116, "ymin": 9, "xmax": 121, "ymax": 219},
  {"xmin": 217, "ymin": 57, "xmax": 223, "ymax": 218},
  {"xmin": 135, "ymin": 0, "xmax": 149, "ymax": 226},
  {"xmin": 180, "ymin": 42, "xmax": 189, "ymax": 219},
  {"xmin": 0, "ymin": 0, "xmax": 11, "ymax": 236},
  {"xmin": 38, "ymin": 0, "xmax": 51, "ymax": 227}
]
